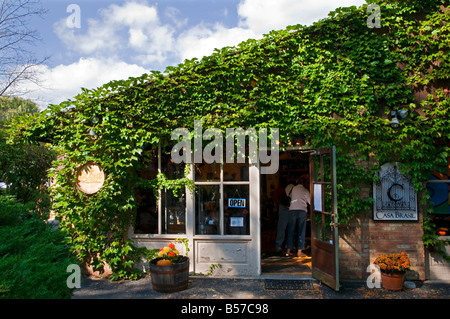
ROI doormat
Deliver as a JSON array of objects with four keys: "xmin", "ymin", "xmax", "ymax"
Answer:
[{"xmin": 264, "ymin": 279, "xmax": 314, "ymax": 290}]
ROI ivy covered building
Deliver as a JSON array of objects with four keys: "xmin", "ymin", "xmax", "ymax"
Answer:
[{"xmin": 10, "ymin": 0, "xmax": 449, "ymax": 288}]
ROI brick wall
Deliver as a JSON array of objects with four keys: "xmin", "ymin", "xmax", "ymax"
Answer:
[{"xmin": 338, "ymin": 189, "xmax": 426, "ymax": 281}]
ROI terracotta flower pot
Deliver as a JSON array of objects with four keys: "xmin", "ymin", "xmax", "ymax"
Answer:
[{"xmin": 381, "ymin": 272, "xmax": 405, "ymax": 291}]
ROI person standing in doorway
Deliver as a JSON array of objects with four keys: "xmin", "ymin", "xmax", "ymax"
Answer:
[
  {"xmin": 287, "ymin": 176, "xmax": 310, "ymax": 257},
  {"xmin": 274, "ymin": 182, "xmax": 295, "ymax": 255}
]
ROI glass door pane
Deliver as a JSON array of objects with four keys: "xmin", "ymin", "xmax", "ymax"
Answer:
[
  {"xmin": 161, "ymin": 189, "xmax": 186, "ymax": 234},
  {"xmin": 223, "ymin": 185, "xmax": 250, "ymax": 235},
  {"xmin": 195, "ymin": 185, "xmax": 220, "ymax": 234}
]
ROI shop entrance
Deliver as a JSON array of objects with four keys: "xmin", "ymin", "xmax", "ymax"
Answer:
[
  {"xmin": 260, "ymin": 150, "xmax": 312, "ymax": 276},
  {"xmin": 260, "ymin": 146, "xmax": 340, "ymax": 291}
]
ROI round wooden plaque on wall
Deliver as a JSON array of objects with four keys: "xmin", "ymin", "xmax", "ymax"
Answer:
[{"xmin": 76, "ymin": 163, "xmax": 105, "ymax": 195}]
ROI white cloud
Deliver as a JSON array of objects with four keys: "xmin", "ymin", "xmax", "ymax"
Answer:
[
  {"xmin": 106, "ymin": 1, "xmax": 159, "ymax": 27},
  {"xmin": 21, "ymin": 57, "xmax": 148, "ymax": 107},
  {"xmin": 136, "ymin": 24, "xmax": 176, "ymax": 64},
  {"xmin": 54, "ymin": 17, "xmax": 119, "ymax": 55},
  {"xmin": 176, "ymin": 23, "xmax": 257, "ymax": 61},
  {"xmin": 129, "ymin": 28, "xmax": 149, "ymax": 49},
  {"xmin": 53, "ymin": 1, "xmax": 174, "ymax": 62},
  {"xmin": 238, "ymin": 0, "xmax": 366, "ymax": 34}
]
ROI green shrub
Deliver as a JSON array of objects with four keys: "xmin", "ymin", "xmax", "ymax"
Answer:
[
  {"xmin": 0, "ymin": 139, "xmax": 56, "ymax": 215},
  {"xmin": 0, "ymin": 195, "xmax": 78, "ymax": 299}
]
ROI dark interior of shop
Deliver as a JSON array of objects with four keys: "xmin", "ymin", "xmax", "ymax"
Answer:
[{"xmin": 260, "ymin": 151, "xmax": 312, "ymax": 275}]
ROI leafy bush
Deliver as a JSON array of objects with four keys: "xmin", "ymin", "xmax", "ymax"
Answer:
[
  {"xmin": 0, "ymin": 195, "xmax": 77, "ymax": 299},
  {"xmin": 0, "ymin": 139, "xmax": 56, "ymax": 214}
]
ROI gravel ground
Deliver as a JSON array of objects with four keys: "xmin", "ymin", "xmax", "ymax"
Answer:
[{"xmin": 71, "ymin": 275, "xmax": 450, "ymax": 300}]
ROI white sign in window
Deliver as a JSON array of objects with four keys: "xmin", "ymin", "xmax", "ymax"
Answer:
[
  {"xmin": 314, "ymin": 184, "xmax": 322, "ymax": 212},
  {"xmin": 230, "ymin": 217, "xmax": 244, "ymax": 227}
]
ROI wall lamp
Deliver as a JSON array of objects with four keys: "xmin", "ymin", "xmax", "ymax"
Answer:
[
  {"xmin": 89, "ymin": 129, "xmax": 98, "ymax": 138},
  {"xmin": 88, "ymin": 115, "xmax": 101, "ymax": 138},
  {"xmin": 389, "ymin": 110, "xmax": 408, "ymax": 128}
]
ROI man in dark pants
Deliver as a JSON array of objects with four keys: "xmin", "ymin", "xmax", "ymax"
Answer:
[
  {"xmin": 275, "ymin": 183, "xmax": 294, "ymax": 255},
  {"xmin": 287, "ymin": 177, "xmax": 310, "ymax": 257}
]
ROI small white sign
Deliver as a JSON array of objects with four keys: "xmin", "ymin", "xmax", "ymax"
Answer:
[
  {"xmin": 228, "ymin": 198, "xmax": 246, "ymax": 208},
  {"xmin": 314, "ymin": 184, "xmax": 322, "ymax": 212},
  {"xmin": 230, "ymin": 217, "xmax": 244, "ymax": 227}
]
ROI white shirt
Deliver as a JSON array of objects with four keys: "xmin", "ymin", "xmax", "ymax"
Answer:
[{"xmin": 289, "ymin": 184, "xmax": 310, "ymax": 211}]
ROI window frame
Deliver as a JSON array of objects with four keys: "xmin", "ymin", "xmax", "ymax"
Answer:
[
  {"xmin": 133, "ymin": 144, "xmax": 188, "ymax": 237},
  {"xmin": 194, "ymin": 160, "xmax": 251, "ymax": 237},
  {"xmin": 132, "ymin": 144, "xmax": 256, "ymax": 239}
]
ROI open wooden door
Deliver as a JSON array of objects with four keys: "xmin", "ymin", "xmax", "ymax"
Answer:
[{"xmin": 309, "ymin": 146, "xmax": 339, "ymax": 291}]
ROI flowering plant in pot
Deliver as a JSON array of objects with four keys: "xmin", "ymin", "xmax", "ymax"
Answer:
[
  {"xmin": 149, "ymin": 242, "xmax": 189, "ymax": 293},
  {"xmin": 373, "ymin": 252, "xmax": 410, "ymax": 291},
  {"xmin": 155, "ymin": 243, "xmax": 181, "ymax": 265}
]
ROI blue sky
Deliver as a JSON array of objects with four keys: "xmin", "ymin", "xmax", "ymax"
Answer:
[{"xmin": 20, "ymin": 0, "xmax": 367, "ymax": 107}]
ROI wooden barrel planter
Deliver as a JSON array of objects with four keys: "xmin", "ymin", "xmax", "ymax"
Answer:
[{"xmin": 149, "ymin": 256, "xmax": 189, "ymax": 293}]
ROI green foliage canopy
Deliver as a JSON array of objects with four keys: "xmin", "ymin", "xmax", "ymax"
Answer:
[
  {"xmin": 0, "ymin": 96, "xmax": 56, "ymax": 211},
  {"xmin": 0, "ymin": 96, "xmax": 40, "ymax": 127}
]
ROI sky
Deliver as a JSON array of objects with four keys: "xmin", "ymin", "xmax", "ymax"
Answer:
[{"xmin": 18, "ymin": 0, "xmax": 367, "ymax": 108}]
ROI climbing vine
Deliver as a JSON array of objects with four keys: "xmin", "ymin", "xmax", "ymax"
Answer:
[{"xmin": 5, "ymin": 0, "xmax": 449, "ymax": 278}]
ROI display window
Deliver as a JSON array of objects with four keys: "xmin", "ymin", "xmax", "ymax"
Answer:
[
  {"xmin": 195, "ymin": 159, "xmax": 250, "ymax": 236},
  {"xmin": 427, "ymin": 162, "xmax": 450, "ymax": 236},
  {"xmin": 134, "ymin": 146, "xmax": 186, "ymax": 235}
]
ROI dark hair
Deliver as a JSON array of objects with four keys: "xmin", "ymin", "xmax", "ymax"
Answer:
[{"xmin": 297, "ymin": 175, "xmax": 309, "ymax": 187}]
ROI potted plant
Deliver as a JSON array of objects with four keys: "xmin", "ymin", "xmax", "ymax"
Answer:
[
  {"xmin": 373, "ymin": 252, "xmax": 411, "ymax": 291},
  {"xmin": 149, "ymin": 242, "xmax": 190, "ymax": 293}
]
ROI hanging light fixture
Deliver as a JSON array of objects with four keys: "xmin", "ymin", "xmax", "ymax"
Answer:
[
  {"xmin": 389, "ymin": 110, "xmax": 408, "ymax": 128},
  {"xmin": 88, "ymin": 115, "xmax": 101, "ymax": 139},
  {"xmin": 390, "ymin": 111, "xmax": 400, "ymax": 128},
  {"xmin": 89, "ymin": 128, "xmax": 98, "ymax": 138}
]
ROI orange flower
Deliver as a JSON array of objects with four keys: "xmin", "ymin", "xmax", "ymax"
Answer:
[
  {"xmin": 373, "ymin": 252, "xmax": 411, "ymax": 274},
  {"xmin": 154, "ymin": 243, "xmax": 181, "ymax": 263}
]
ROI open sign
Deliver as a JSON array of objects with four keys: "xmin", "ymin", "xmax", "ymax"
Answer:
[{"xmin": 228, "ymin": 198, "xmax": 246, "ymax": 208}]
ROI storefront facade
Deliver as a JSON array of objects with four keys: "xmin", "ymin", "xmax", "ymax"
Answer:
[
  {"xmin": 129, "ymin": 142, "xmax": 448, "ymax": 288},
  {"xmin": 129, "ymin": 143, "xmax": 345, "ymax": 290},
  {"xmin": 130, "ymin": 144, "xmax": 261, "ymax": 277}
]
